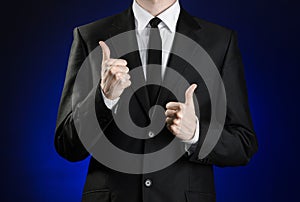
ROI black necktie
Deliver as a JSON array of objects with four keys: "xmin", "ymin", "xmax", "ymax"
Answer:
[{"xmin": 147, "ymin": 17, "xmax": 162, "ymax": 106}]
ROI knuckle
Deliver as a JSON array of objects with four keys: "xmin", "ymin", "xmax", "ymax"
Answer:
[
  {"xmin": 122, "ymin": 80, "xmax": 129, "ymax": 86},
  {"xmin": 178, "ymin": 104, "xmax": 183, "ymax": 110},
  {"xmin": 118, "ymin": 73, "xmax": 125, "ymax": 80},
  {"xmin": 166, "ymin": 102, "xmax": 173, "ymax": 109},
  {"xmin": 113, "ymin": 73, "xmax": 120, "ymax": 80},
  {"xmin": 109, "ymin": 67, "xmax": 115, "ymax": 75},
  {"xmin": 120, "ymin": 59, "xmax": 127, "ymax": 65},
  {"xmin": 180, "ymin": 104, "xmax": 185, "ymax": 110},
  {"xmin": 174, "ymin": 119, "xmax": 180, "ymax": 125},
  {"xmin": 120, "ymin": 83, "xmax": 125, "ymax": 88},
  {"xmin": 171, "ymin": 126, "xmax": 178, "ymax": 134},
  {"xmin": 177, "ymin": 112, "xmax": 183, "ymax": 119}
]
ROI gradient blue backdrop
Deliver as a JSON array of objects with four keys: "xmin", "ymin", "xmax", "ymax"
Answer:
[{"xmin": 2, "ymin": 0, "xmax": 300, "ymax": 201}]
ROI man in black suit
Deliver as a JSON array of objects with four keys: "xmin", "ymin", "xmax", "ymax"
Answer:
[{"xmin": 55, "ymin": 0, "xmax": 258, "ymax": 201}]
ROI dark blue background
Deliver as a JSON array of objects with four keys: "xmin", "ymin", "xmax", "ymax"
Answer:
[{"xmin": 2, "ymin": 0, "xmax": 299, "ymax": 201}]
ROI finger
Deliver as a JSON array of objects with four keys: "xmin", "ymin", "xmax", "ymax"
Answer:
[
  {"xmin": 105, "ymin": 73, "xmax": 130, "ymax": 92},
  {"xmin": 166, "ymin": 102, "xmax": 183, "ymax": 110},
  {"xmin": 185, "ymin": 84, "xmax": 197, "ymax": 105},
  {"xmin": 103, "ymin": 72, "xmax": 116, "ymax": 93},
  {"xmin": 105, "ymin": 59, "xmax": 127, "ymax": 67},
  {"xmin": 169, "ymin": 124, "xmax": 179, "ymax": 136},
  {"xmin": 122, "ymin": 79, "xmax": 131, "ymax": 88},
  {"xmin": 102, "ymin": 82, "xmax": 111, "ymax": 95},
  {"xmin": 108, "ymin": 66, "xmax": 129, "ymax": 75},
  {"xmin": 103, "ymin": 69, "xmax": 113, "ymax": 87},
  {"xmin": 173, "ymin": 118, "xmax": 181, "ymax": 126},
  {"xmin": 99, "ymin": 41, "xmax": 110, "ymax": 61},
  {"xmin": 115, "ymin": 72, "xmax": 130, "ymax": 81},
  {"xmin": 166, "ymin": 117, "xmax": 174, "ymax": 125},
  {"xmin": 165, "ymin": 109, "xmax": 177, "ymax": 117},
  {"xmin": 112, "ymin": 75, "xmax": 131, "ymax": 92},
  {"xmin": 166, "ymin": 117, "xmax": 181, "ymax": 126},
  {"xmin": 103, "ymin": 66, "xmax": 129, "ymax": 84}
]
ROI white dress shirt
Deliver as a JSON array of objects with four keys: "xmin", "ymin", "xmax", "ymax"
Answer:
[{"xmin": 101, "ymin": 0, "xmax": 199, "ymax": 147}]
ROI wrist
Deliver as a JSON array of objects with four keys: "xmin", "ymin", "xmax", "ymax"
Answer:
[{"xmin": 182, "ymin": 115, "xmax": 199, "ymax": 144}]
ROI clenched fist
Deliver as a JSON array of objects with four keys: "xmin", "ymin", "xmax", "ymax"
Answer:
[
  {"xmin": 99, "ymin": 41, "xmax": 131, "ymax": 100},
  {"xmin": 165, "ymin": 84, "xmax": 198, "ymax": 141}
]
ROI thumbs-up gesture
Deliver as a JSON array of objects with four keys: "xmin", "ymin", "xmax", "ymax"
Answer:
[
  {"xmin": 165, "ymin": 84, "xmax": 198, "ymax": 141},
  {"xmin": 99, "ymin": 41, "xmax": 131, "ymax": 100}
]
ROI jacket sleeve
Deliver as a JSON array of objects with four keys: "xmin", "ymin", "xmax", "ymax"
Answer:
[
  {"xmin": 189, "ymin": 31, "xmax": 258, "ymax": 166},
  {"xmin": 54, "ymin": 28, "xmax": 113, "ymax": 162}
]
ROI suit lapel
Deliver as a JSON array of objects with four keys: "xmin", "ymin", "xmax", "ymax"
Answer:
[{"xmin": 107, "ymin": 8, "xmax": 202, "ymax": 115}]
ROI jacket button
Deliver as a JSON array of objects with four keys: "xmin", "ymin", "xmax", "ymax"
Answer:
[
  {"xmin": 148, "ymin": 131, "xmax": 155, "ymax": 138},
  {"xmin": 145, "ymin": 179, "xmax": 152, "ymax": 187}
]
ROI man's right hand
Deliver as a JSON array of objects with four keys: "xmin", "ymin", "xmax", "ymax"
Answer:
[{"xmin": 99, "ymin": 41, "xmax": 131, "ymax": 100}]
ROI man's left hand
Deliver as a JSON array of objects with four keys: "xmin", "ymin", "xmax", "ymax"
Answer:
[{"xmin": 165, "ymin": 84, "xmax": 198, "ymax": 141}]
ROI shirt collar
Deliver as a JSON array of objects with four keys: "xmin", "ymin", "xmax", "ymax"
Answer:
[{"xmin": 132, "ymin": 0, "xmax": 180, "ymax": 32}]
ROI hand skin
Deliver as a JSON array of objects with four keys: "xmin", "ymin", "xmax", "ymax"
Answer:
[
  {"xmin": 100, "ymin": 41, "xmax": 197, "ymax": 141},
  {"xmin": 165, "ymin": 84, "xmax": 198, "ymax": 141},
  {"xmin": 99, "ymin": 41, "xmax": 131, "ymax": 100}
]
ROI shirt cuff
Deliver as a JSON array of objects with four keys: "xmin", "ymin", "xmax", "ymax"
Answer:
[
  {"xmin": 101, "ymin": 89, "xmax": 120, "ymax": 110},
  {"xmin": 182, "ymin": 116, "xmax": 200, "ymax": 154}
]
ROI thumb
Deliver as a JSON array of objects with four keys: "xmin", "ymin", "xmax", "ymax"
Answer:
[
  {"xmin": 99, "ymin": 41, "xmax": 110, "ymax": 61},
  {"xmin": 185, "ymin": 84, "xmax": 197, "ymax": 105}
]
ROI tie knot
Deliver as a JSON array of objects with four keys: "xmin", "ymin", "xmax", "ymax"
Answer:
[{"xmin": 149, "ymin": 17, "xmax": 162, "ymax": 28}]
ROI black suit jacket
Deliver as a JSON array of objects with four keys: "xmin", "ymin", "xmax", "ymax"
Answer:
[{"xmin": 55, "ymin": 7, "xmax": 258, "ymax": 202}]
